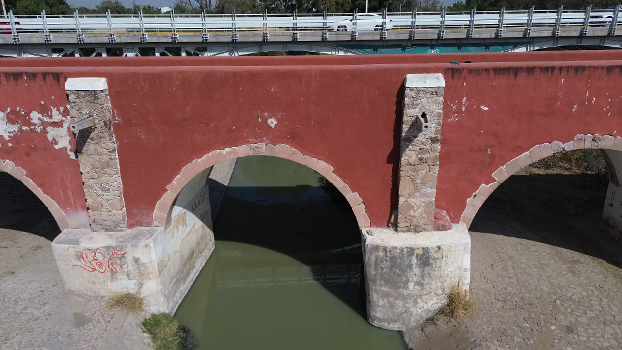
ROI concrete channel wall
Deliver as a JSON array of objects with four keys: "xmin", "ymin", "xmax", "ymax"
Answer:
[
  {"xmin": 602, "ymin": 150, "xmax": 622, "ymax": 241},
  {"xmin": 51, "ymin": 158, "xmax": 237, "ymax": 314}
]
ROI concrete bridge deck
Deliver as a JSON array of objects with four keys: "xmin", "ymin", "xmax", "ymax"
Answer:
[{"xmin": 1, "ymin": 8, "xmax": 621, "ymax": 56}]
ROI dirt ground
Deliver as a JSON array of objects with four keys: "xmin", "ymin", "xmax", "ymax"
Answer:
[
  {"xmin": 0, "ymin": 173, "xmax": 152, "ymax": 350},
  {"xmin": 404, "ymin": 172, "xmax": 622, "ymax": 349},
  {"xmin": 3, "ymin": 165, "xmax": 622, "ymax": 349}
]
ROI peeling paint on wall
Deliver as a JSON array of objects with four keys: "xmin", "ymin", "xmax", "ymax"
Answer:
[
  {"xmin": 1, "ymin": 108, "xmax": 20, "ymax": 140},
  {"xmin": 0, "ymin": 106, "xmax": 74, "ymax": 158}
]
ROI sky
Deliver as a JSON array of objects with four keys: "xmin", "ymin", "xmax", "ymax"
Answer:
[{"xmin": 67, "ymin": 0, "xmax": 455, "ymax": 9}]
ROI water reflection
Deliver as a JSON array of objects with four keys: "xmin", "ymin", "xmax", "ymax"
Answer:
[{"xmin": 174, "ymin": 156, "xmax": 406, "ymax": 350}]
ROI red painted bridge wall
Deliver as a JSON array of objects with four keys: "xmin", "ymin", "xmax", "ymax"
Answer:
[{"xmin": 0, "ymin": 51, "xmax": 620, "ymax": 229}]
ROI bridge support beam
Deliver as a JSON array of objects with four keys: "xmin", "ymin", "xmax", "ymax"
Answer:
[
  {"xmin": 362, "ymin": 73, "xmax": 470, "ymax": 331},
  {"xmin": 53, "ymin": 78, "xmax": 216, "ymax": 313},
  {"xmin": 602, "ymin": 149, "xmax": 622, "ymax": 241},
  {"xmin": 52, "ymin": 166, "xmax": 215, "ymax": 313},
  {"xmin": 65, "ymin": 78, "xmax": 127, "ymax": 232},
  {"xmin": 398, "ymin": 74, "xmax": 445, "ymax": 232},
  {"xmin": 363, "ymin": 224, "xmax": 470, "ymax": 330}
]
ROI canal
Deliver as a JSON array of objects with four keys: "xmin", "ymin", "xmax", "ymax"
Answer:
[{"xmin": 174, "ymin": 155, "xmax": 407, "ymax": 350}]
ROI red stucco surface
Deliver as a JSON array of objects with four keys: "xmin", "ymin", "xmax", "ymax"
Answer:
[
  {"xmin": 1, "ymin": 51, "xmax": 621, "ymax": 229},
  {"xmin": 0, "ymin": 72, "xmax": 86, "ymax": 227}
]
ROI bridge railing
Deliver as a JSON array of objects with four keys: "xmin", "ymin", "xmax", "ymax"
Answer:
[{"xmin": 0, "ymin": 7, "xmax": 620, "ymax": 40}]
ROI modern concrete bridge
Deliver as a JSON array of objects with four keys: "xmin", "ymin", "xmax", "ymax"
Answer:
[
  {"xmin": 0, "ymin": 7, "xmax": 621, "ymax": 57},
  {"xmin": 1, "ymin": 51, "xmax": 621, "ymax": 330}
]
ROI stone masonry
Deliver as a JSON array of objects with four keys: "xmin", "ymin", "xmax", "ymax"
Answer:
[
  {"xmin": 398, "ymin": 74, "xmax": 445, "ymax": 232},
  {"xmin": 66, "ymin": 78, "xmax": 127, "ymax": 232}
]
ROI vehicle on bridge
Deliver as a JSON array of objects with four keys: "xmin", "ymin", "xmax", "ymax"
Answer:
[
  {"xmin": 328, "ymin": 13, "xmax": 394, "ymax": 31},
  {"xmin": 0, "ymin": 20, "xmax": 20, "ymax": 34}
]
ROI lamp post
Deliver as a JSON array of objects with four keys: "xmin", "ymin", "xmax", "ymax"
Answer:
[{"xmin": 365, "ymin": 0, "xmax": 368, "ymax": 13}]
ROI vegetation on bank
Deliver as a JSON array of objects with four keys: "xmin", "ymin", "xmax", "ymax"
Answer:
[
  {"xmin": 106, "ymin": 292, "xmax": 144, "ymax": 313},
  {"xmin": 142, "ymin": 313, "xmax": 195, "ymax": 350},
  {"xmin": 439, "ymin": 284, "xmax": 476, "ymax": 321},
  {"xmin": 521, "ymin": 149, "xmax": 607, "ymax": 175}
]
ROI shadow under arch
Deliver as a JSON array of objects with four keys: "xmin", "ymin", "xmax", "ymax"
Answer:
[
  {"xmin": 153, "ymin": 143, "xmax": 371, "ymax": 230},
  {"xmin": 0, "ymin": 159, "xmax": 70, "ymax": 236},
  {"xmin": 460, "ymin": 134, "xmax": 622, "ymax": 229}
]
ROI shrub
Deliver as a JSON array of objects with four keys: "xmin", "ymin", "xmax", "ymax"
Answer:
[
  {"xmin": 439, "ymin": 284, "xmax": 475, "ymax": 321},
  {"xmin": 142, "ymin": 313, "xmax": 194, "ymax": 350},
  {"xmin": 106, "ymin": 293, "xmax": 143, "ymax": 313}
]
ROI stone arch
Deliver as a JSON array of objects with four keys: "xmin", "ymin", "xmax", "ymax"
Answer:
[
  {"xmin": 0, "ymin": 159, "xmax": 70, "ymax": 230},
  {"xmin": 461, "ymin": 134, "xmax": 622, "ymax": 229},
  {"xmin": 153, "ymin": 143, "xmax": 371, "ymax": 228}
]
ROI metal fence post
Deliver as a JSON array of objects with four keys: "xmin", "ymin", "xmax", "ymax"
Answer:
[
  {"xmin": 524, "ymin": 6, "xmax": 533, "ymax": 37},
  {"xmin": 202, "ymin": 10, "xmax": 209, "ymax": 42},
  {"xmin": 609, "ymin": 4, "xmax": 620, "ymax": 36},
  {"xmin": 75, "ymin": 10, "xmax": 84, "ymax": 44},
  {"xmin": 262, "ymin": 10, "xmax": 269, "ymax": 42},
  {"xmin": 42, "ymin": 10, "xmax": 51, "ymax": 44},
  {"xmin": 322, "ymin": 10, "xmax": 328, "ymax": 41},
  {"xmin": 170, "ymin": 10, "xmax": 179, "ymax": 42},
  {"xmin": 139, "ymin": 10, "xmax": 148, "ymax": 43},
  {"xmin": 581, "ymin": 5, "xmax": 591, "ymax": 36},
  {"xmin": 107, "ymin": 10, "xmax": 115, "ymax": 43},
  {"xmin": 554, "ymin": 5, "xmax": 563, "ymax": 37},
  {"xmin": 231, "ymin": 10, "xmax": 238, "ymax": 42},
  {"xmin": 496, "ymin": 6, "xmax": 505, "ymax": 37},
  {"xmin": 467, "ymin": 7, "xmax": 475, "ymax": 38},
  {"xmin": 292, "ymin": 10, "xmax": 299, "ymax": 41},
  {"xmin": 409, "ymin": 8, "xmax": 417, "ymax": 40},
  {"xmin": 351, "ymin": 9, "xmax": 358, "ymax": 40},
  {"xmin": 9, "ymin": 10, "xmax": 18, "ymax": 44},
  {"xmin": 439, "ymin": 7, "xmax": 446, "ymax": 39}
]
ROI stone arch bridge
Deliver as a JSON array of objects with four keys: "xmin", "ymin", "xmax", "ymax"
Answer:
[{"xmin": 1, "ymin": 51, "xmax": 621, "ymax": 330}]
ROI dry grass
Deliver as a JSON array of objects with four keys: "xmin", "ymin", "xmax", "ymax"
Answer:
[
  {"xmin": 521, "ymin": 149, "xmax": 606, "ymax": 175},
  {"xmin": 439, "ymin": 284, "xmax": 475, "ymax": 321},
  {"xmin": 142, "ymin": 313, "xmax": 194, "ymax": 350},
  {"xmin": 106, "ymin": 293, "xmax": 144, "ymax": 313}
]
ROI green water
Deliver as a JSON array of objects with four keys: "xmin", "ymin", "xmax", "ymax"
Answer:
[{"xmin": 174, "ymin": 156, "xmax": 407, "ymax": 350}]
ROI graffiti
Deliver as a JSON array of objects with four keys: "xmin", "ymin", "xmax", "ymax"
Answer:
[
  {"xmin": 609, "ymin": 190, "xmax": 616, "ymax": 208},
  {"xmin": 73, "ymin": 247, "xmax": 127, "ymax": 273}
]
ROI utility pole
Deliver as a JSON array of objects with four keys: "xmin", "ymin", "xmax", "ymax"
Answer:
[
  {"xmin": 1, "ymin": 0, "xmax": 6, "ymax": 18},
  {"xmin": 365, "ymin": 0, "xmax": 368, "ymax": 13}
]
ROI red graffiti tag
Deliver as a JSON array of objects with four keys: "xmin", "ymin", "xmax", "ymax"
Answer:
[{"xmin": 73, "ymin": 247, "xmax": 127, "ymax": 273}]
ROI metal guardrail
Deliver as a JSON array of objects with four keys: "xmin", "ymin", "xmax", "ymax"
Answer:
[{"xmin": 0, "ymin": 6, "xmax": 620, "ymax": 44}]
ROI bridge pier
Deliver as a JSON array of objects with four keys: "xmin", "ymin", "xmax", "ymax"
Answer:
[
  {"xmin": 52, "ymin": 78, "xmax": 215, "ymax": 313},
  {"xmin": 363, "ymin": 74, "xmax": 470, "ymax": 330},
  {"xmin": 51, "ymin": 164, "xmax": 215, "ymax": 313}
]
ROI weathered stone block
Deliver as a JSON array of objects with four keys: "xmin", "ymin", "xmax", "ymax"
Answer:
[
  {"xmin": 504, "ymin": 159, "xmax": 521, "ymax": 176},
  {"xmin": 551, "ymin": 141, "xmax": 565, "ymax": 153},
  {"xmin": 398, "ymin": 75, "xmax": 445, "ymax": 233},
  {"xmin": 363, "ymin": 225, "xmax": 470, "ymax": 330},
  {"xmin": 574, "ymin": 134, "xmax": 585, "ymax": 149},
  {"xmin": 540, "ymin": 143, "xmax": 553, "ymax": 158},
  {"xmin": 584, "ymin": 134, "xmax": 594, "ymax": 149},
  {"xmin": 492, "ymin": 166, "xmax": 509, "ymax": 183},
  {"xmin": 528, "ymin": 145, "xmax": 543, "ymax": 163},
  {"xmin": 516, "ymin": 152, "xmax": 531, "ymax": 168},
  {"xmin": 601, "ymin": 135, "xmax": 615, "ymax": 149},
  {"xmin": 67, "ymin": 84, "xmax": 126, "ymax": 232}
]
